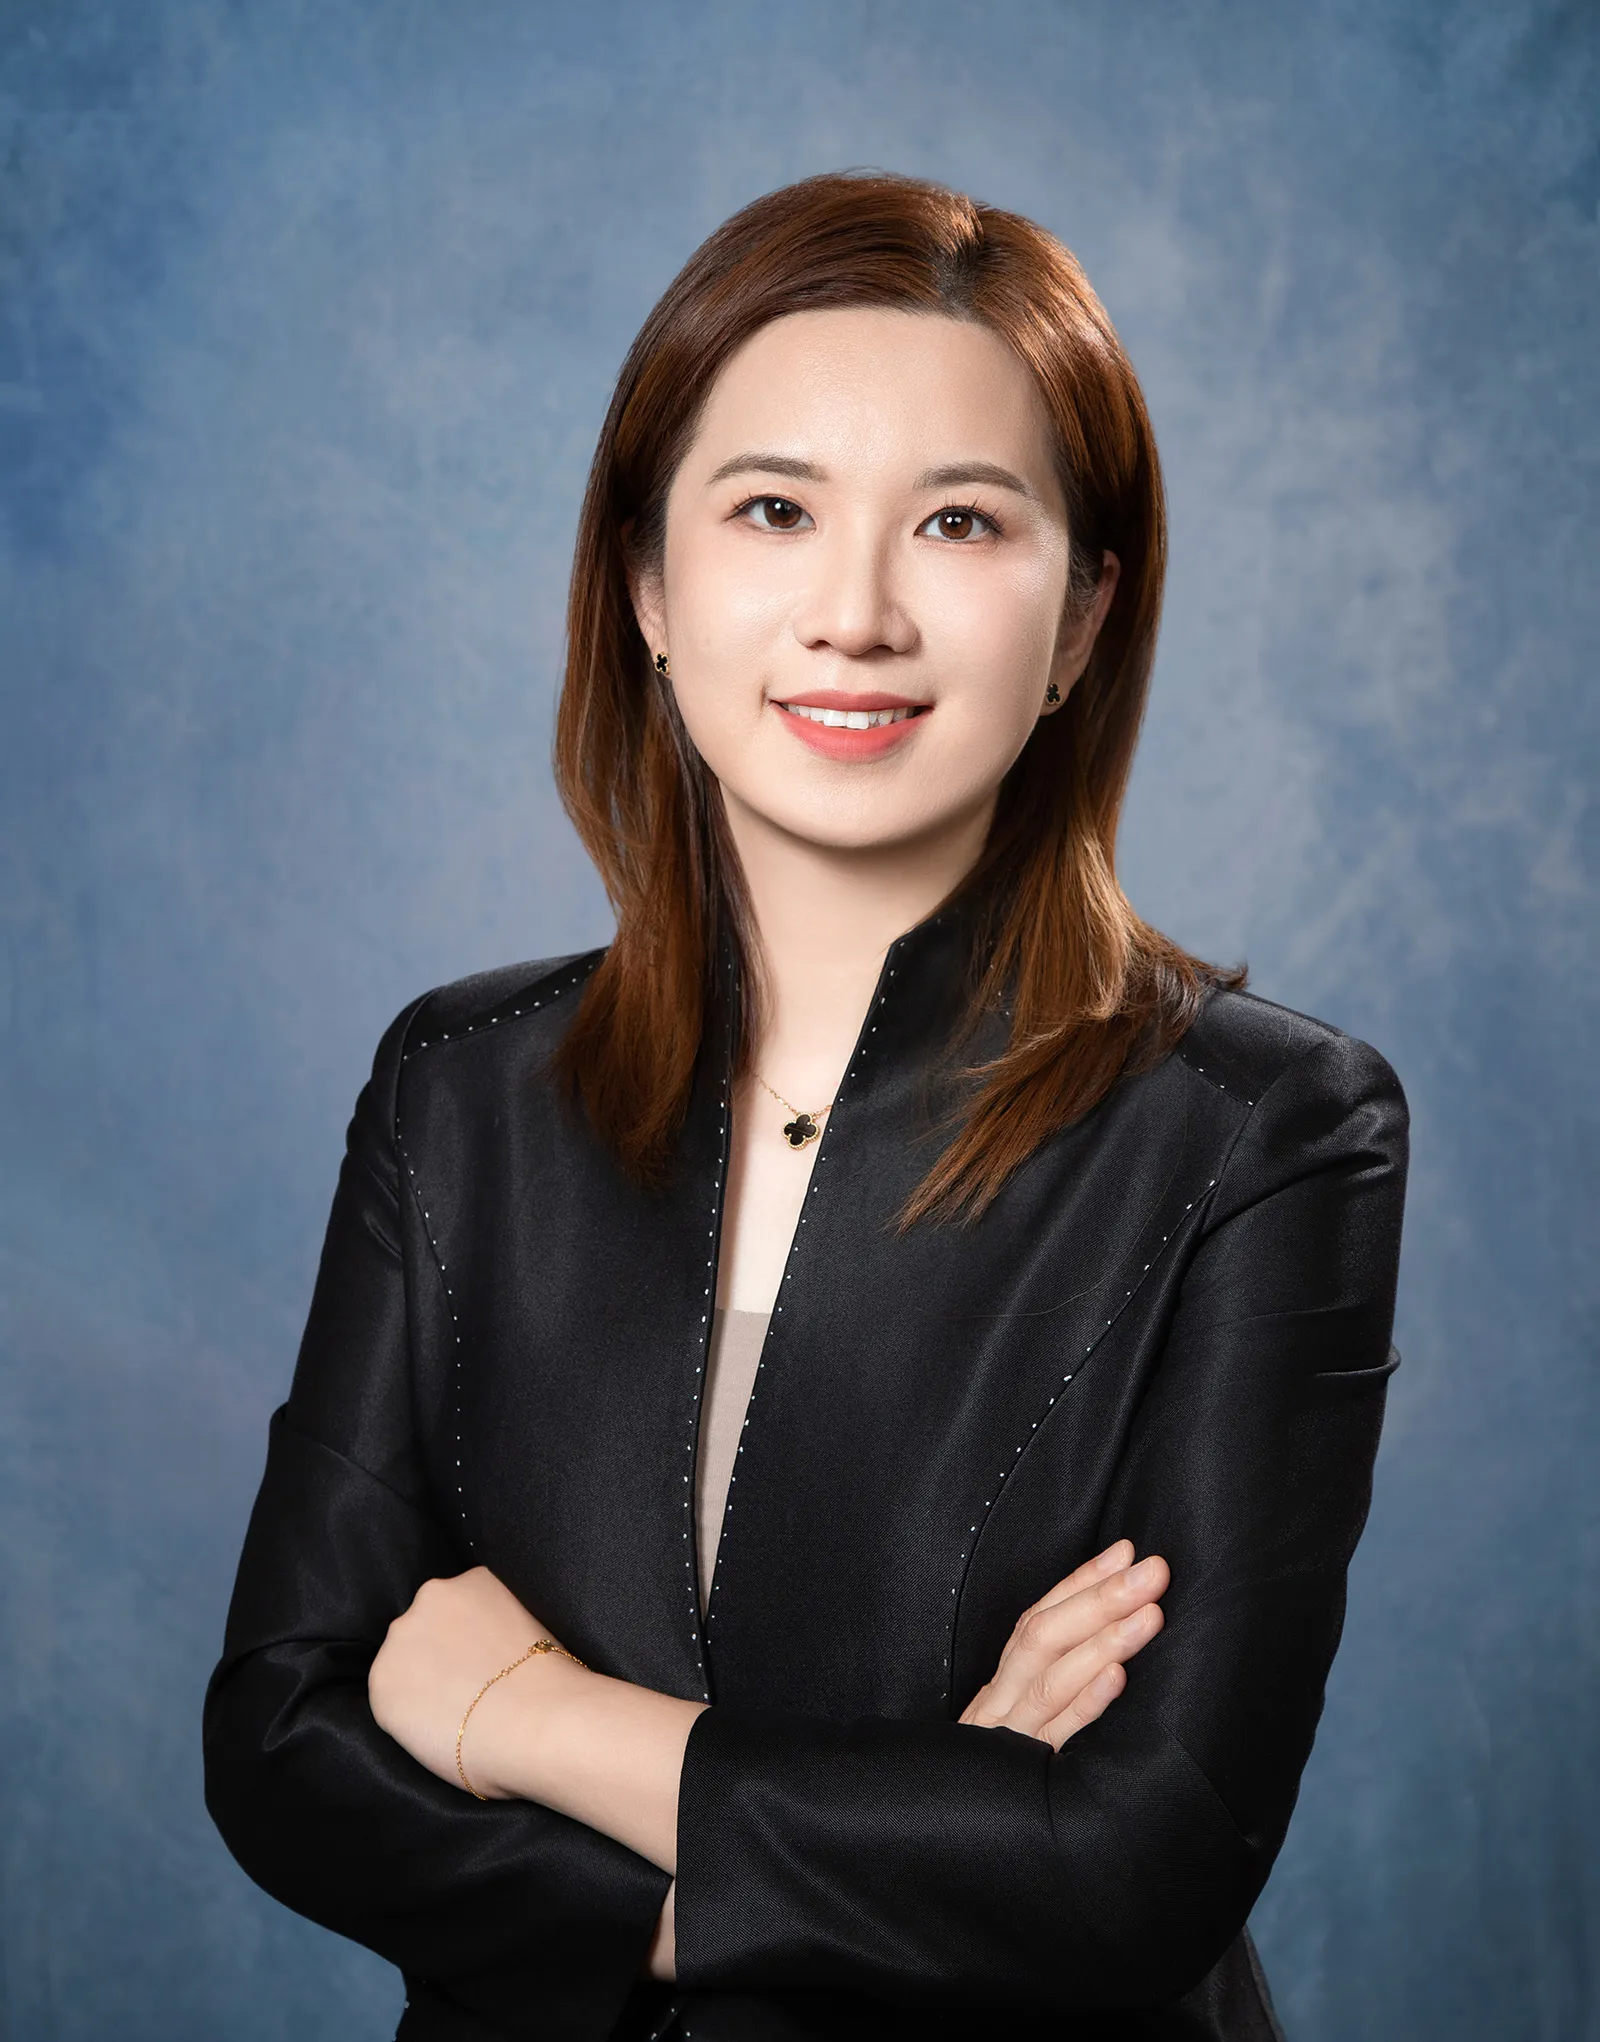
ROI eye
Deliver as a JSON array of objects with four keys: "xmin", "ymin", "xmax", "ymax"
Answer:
[
  {"xmin": 736, "ymin": 495, "xmax": 813, "ymax": 532},
  {"xmin": 918, "ymin": 505, "xmax": 1000, "ymax": 542}
]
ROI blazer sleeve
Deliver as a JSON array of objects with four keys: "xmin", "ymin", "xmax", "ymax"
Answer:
[
  {"xmin": 673, "ymin": 1031, "xmax": 1408, "ymax": 2011},
  {"xmin": 202, "ymin": 999, "xmax": 670, "ymax": 2039}
]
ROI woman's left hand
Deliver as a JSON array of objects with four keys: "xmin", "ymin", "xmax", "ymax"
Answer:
[{"xmin": 368, "ymin": 1566, "xmax": 585, "ymax": 1798}]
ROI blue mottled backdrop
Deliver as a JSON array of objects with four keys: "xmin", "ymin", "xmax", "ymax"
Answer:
[{"xmin": 2, "ymin": 4, "xmax": 1595, "ymax": 2037}]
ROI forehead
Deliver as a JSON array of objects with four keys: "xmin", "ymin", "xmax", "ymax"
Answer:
[{"xmin": 686, "ymin": 306, "xmax": 1063, "ymax": 500}]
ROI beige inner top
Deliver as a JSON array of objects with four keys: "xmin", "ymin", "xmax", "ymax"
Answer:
[{"xmin": 696, "ymin": 1308, "xmax": 770, "ymax": 1609}]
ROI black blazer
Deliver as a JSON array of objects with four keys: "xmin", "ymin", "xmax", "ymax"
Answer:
[{"xmin": 204, "ymin": 903, "xmax": 1408, "ymax": 2042}]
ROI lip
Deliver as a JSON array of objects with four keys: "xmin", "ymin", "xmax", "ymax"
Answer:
[
  {"xmin": 778, "ymin": 692, "xmax": 926, "ymax": 712},
  {"xmin": 771, "ymin": 692, "xmax": 932, "ymax": 762}
]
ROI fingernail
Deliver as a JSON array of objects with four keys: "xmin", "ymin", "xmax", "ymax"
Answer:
[{"xmin": 1098, "ymin": 1542, "xmax": 1128, "ymax": 1573}]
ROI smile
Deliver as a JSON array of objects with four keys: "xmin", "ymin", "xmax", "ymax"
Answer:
[
  {"xmin": 778, "ymin": 703, "xmax": 923, "ymax": 729},
  {"xmin": 771, "ymin": 695, "xmax": 931, "ymax": 761}
]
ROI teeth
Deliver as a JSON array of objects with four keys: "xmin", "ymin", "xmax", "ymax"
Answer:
[{"xmin": 781, "ymin": 703, "xmax": 918, "ymax": 728}]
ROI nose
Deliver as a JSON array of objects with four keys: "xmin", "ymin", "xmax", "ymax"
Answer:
[{"xmin": 791, "ymin": 524, "xmax": 917, "ymax": 660}]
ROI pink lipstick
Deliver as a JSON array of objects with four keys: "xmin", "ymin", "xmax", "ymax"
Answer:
[{"xmin": 772, "ymin": 692, "xmax": 931, "ymax": 762}]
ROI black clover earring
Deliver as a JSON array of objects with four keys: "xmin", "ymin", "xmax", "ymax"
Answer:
[
  {"xmin": 655, "ymin": 651, "xmax": 670, "ymax": 676},
  {"xmin": 1044, "ymin": 681, "xmax": 1062, "ymax": 707}
]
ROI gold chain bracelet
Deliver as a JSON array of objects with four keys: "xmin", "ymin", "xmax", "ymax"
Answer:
[{"xmin": 455, "ymin": 1637, "xmax": 586, "ymax": 1801}]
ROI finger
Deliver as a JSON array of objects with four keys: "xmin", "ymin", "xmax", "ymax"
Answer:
[
  {"xmin": 1025, "ymin": 1600, "xmax": 1162, "ymax": 1726},
  {"xmin": 957, "ymin": 1682, "xmax": 995, "ymax": 1729},
  {"xmin": 962, "ymin": 1586, "xmax": 1166, "ymax": 1737},
  {"xmin": 988, "ymin": 1556, "xmax": 1168, "ymax": 1710},
  {"xmin": 1029, "ymin": 1541, "xmax": 1134, "ymax": 1615},
  {"xmin": 962, "ymin": 1590, "xmax": 1159, "ymax": 1732},
  {"xmin": 1101, "ymin": 1597, "xmax": 1164, "ymax": 1664},
  {"xmin": 1041, "ymin": 1659, "xmax": 1127, "ymax": 1751},
  {"xmin": 1037, "ymin": 1588, "xmax": 1170, "ymax": 1753},
  {"xmin": 1021, "ymin": 1553, "xmax": 1168, "ymax": 1655}
]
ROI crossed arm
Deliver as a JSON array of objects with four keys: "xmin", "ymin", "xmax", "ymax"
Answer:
[
  {"xmin": 206, "ymin": 1015, "xmax": 1406, "ymax": 2022},
  {"xmin": 366, "ymin": 1540, "xmax": 1170, "ymax": 1978}
]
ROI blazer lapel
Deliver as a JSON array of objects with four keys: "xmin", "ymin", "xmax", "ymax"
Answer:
[{"xmin": 437, "ymin": 961, "xmax": 740, "ymax": 1704}]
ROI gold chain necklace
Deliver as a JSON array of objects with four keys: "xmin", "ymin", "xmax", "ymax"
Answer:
[{"xmin": 756, "ymin": 1076, "xmax": 830, "ymax": 1150}]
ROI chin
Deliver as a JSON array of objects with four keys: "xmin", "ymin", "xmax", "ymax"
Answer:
[{"xmin": 757, "ymin": 795, "xmax": 978, "ymax": 856}]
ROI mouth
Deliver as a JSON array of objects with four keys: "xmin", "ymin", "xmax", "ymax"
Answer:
[{"xmin": 772, "ymin": 693, "xmax": 931, "ymax": 760}]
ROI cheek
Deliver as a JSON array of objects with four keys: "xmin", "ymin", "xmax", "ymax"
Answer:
[
  {"xmin": 923, "ymin": 557, "xmax": 1065, "ymax": 719},
  {"xmin": 661, "ymin": 551, "xmax": 785, "ymax": 746},
  {"xmin": 668, "ymin": 677, "xmax": 742, "ymax": 786},
  {"xmin": 665, "ymin": 523, "xmax": 788, "ymax": 663}
]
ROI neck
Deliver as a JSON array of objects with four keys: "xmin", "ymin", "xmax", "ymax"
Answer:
[{"xmin": 720, "ymin": 788, "xmax": 992, "ymax": 1105}]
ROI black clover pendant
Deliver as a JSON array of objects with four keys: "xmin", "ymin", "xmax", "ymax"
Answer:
[{"xmin": 782, "ymin": 1112, "xmax": 821, "ymax": 1150}]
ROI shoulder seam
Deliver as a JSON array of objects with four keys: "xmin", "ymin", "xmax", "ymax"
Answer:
[
  {"xmin": 1200, "ymin": 1030, "xmax": 1385, "ymax": 1230},
  {"xmin": 1174, "ymin": 985, "xmax": 1350, "ymax": 1109},
  {"xmin": 399, "ymin": 954, "xmax": 600, "ymax": 1065},
  {"xmin": 1173, "ymin": 1042, "xmax": 1264, "ymax": 1110},
  {"xmin": 1178, "ymin": 1017, "xmax": 1350, "ymax": 1113},
  {"xmin": 1175, "ymin": 1028, "xmax": 1354, "ymax": 1231}
]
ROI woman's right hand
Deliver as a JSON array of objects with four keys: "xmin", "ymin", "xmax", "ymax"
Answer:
[{"xmin": 958, "ymin": 1539, "xmax": 1168, "ymax": 1751}]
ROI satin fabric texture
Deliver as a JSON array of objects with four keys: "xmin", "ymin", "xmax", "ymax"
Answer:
[{"xmin": 204, "ymin": 901, "xmax": 1408, "ymax": 2039}]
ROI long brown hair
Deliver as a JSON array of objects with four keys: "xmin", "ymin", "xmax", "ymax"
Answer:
[{"xmin": 554, "ymin": 170, "xmax": 1241, "ymax": 1221}]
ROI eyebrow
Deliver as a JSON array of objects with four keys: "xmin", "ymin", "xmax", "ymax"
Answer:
[
  {"xmin": 914, "ymin": 461, "xmax": 1035, "ymax": 499},
  {"xmin": 704, "ymin": 453, "xmax": 1037, "ymax": 500},
  {"xmin": 706, "ymin": 453, "xmax": 827, "ymax": 486}
]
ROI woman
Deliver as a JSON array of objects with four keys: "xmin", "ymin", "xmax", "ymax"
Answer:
[{"xmin": 205, "ymin": 172, "xmax": 1408, "ymax": 2042}]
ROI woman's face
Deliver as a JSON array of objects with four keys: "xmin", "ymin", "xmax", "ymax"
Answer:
[{"xmin": 633, "ymin": 306, "xmax": 1115, "ymax": 855}]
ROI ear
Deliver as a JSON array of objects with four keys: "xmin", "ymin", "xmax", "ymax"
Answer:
[
  {"xmin": 626, "ymin": 545, "xmax": 667, "ymax": 664},
  {"xmin": 1045, "ymin": 550, "xmax": 1121, "ymax": 709}
]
